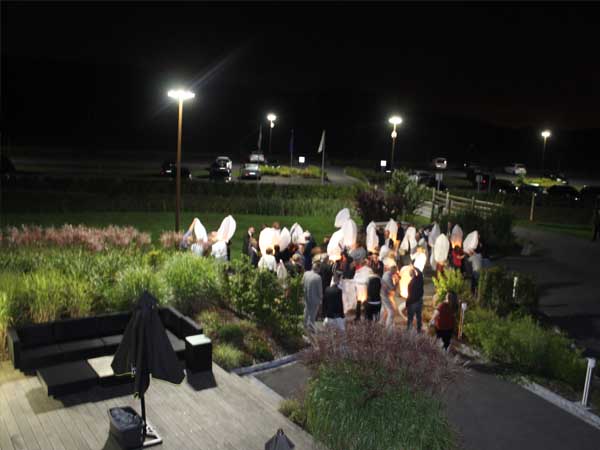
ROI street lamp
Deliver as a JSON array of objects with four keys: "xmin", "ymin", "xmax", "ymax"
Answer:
[
  {"xmin": 541, "ymin": 130, "xmax": 551, "ymax": 171},
  {"xmin": 167, "ymin": 89, "xmax": 195, "ymax": 232},
  {"xmin": 388, "ymin": 116, "xmax": 403, "ymax": 170},
  {"xmin": 267, "ymin": 113, "xmax": 277, "ymax": 155}
]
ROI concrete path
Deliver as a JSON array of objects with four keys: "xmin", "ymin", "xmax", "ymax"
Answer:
[
  {"xmin": 255, "ymin": 361, "xmax": 600, "ymax": 450},
  {"xmin": 503, "ymin": 226, "xmax": 600, "ymax": 356}
]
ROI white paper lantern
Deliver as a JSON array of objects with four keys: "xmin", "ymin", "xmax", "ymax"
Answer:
[
  {"xmin": 428, "ymin": 223, "xmax": 440, "ymax": 248},
  {"xmin": 276, "ymin": 260, "xmax": 288, "ymax": 282},
  {"xmin": 334, "ymin": 208, "xmax": 351, "ymax": 228},
  {"xmin": 399, "ymin": 265, "xmax": 414, "ymax": 298},
  {"xmin": 463, "ymin": 230, "xmax": 479, "ymax": 253},
  {"xmin": 385, "ymin": 219, "xmax": 398, "ymax": 243},
  {"xmin": 216, "ymin": 215, "xmax": 236, "ymax": 242},
  {"xmin": 342, "ymin": 219, "xmax": 358, "ymax": 248},
  {"xmin": 290, "ymin": 223, "xmax": 304, "ymax": 244},
  {"xmin": 353, "ymin": 266, "xmax": 373, "ymax": 302},
  {"xmin": 434, "ymin": 234, "xmax": 450, "ymax": 264},
  {"xmin": 279, "ymin": 227, "xmax": 291, "ymax": 250},
  {"xmin": 406, "ymin": 226, "xmax": 416, "ymax": 241},
  {"xmin": 451, "ymin": 224, "xmax": 463, "ymax": 248},
  {"xmin": 379, "ymin": 244, "xmax": 390, "ymax": 260},
  {"xmin": 259, "ymin": 227, "xmax": 277, "ymax": 256},
  {"xmin": 413, "ymin": 252, "xmax": 427, "ymax": 272},
  {"xmin": 366, "ymin": 221, "xmax": 378, "ymax": 253},
  {"xmin": 211, "ymin": 241, "xmax": 228, "ymax": 261},
  {"xmin": 192, "ymin": 218, "xmax": 208, "ymax": 243},
  {"xmin": 327, "ymin": 229, "xmax": 345, "ymax": 261}
]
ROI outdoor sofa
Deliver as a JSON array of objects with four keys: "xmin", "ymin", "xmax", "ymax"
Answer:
[{"xmin": 7, "ymin": 306, "xmax": 203, "ymax": 372}]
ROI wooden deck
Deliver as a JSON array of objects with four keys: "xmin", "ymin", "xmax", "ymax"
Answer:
[{"xmin": 0, "ymin": 361, "xmax": 321, "ymax": 450}]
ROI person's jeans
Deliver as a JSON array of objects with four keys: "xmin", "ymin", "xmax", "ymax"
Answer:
[
  {"xmin": 436, "ymin": 329, "xmax": 453, "ymax": 350},
  {"xmin": 406, "ymin": 300, "xmax": 423, "ymax": 332},
  {"xmin": 380, "ymin": 296, "xmax": 395, "ymax": 328},
  {"xmin": 304, "ymin": 300, "xmax": 320, "ymax": 333},
  {"xmin": 471, "ymin": 271, "xmax": 480, "ymax": 294},
  {"xmin": 365, "ymin": 302, "xmax": 381, "ymax": 321}
]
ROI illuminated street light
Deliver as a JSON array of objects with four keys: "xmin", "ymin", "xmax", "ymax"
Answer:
[
  {"xmin": 167, "ymin": 88, "xmax": 195, "ymax": 232},
  {"xmin": 267, "ymin": 113, "xmax": 277, "ymax": 154},
  {"xmin": 541, "ymin": 129, "xmax": 551, "ymax": 171},
  {"xmin": 388, "ymin": 116, "xmax": 403, "ymax": 170}
]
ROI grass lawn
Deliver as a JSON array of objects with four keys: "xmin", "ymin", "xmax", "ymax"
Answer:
[
  {"xmin": 2, "ymin": 211, "xmax": 336, "ymax": 256},
  {"xmin": 516, "ymin": 220, "xmax": 593, "ymax": 240}
]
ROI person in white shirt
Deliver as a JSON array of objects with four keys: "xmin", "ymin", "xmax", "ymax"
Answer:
[
  {"xmin": 467, "ymin": 249, "xmax": 482, "ymax": 294},
  {"xmin": 258, "ymin": 247, "xmax": 277, "ymax": 272}
]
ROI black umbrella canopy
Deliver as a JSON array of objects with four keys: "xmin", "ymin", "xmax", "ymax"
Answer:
[
  {"xmin": 112, "ymin": 291, "xmax": 184, "ymax": 396},
  {"xmin": 265, "ymin": 429, "xmax": 295, "ymax": 450}
]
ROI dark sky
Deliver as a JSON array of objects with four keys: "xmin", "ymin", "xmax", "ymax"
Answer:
[{"xmin": 2, "ymin": 2, "xmax": 600, "ymax": 166}]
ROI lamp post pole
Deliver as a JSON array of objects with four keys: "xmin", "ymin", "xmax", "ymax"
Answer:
[
  {"xmin": 267, "ymin": 113, "xmax": 277, "ymax": 156},
  {"xmin": 541, "ymin": 130, "xmax": 551, "ymax": 172},
  {"xmin": 168, "ymin": 89, "xmax": 195, "ymax": 232},
  {"xmin": 388, "ymin": 116, "xmax": 403, "ymax": 171},
  {"xmin": 175, "ymin": 99, "xmax": 183, "ymax": 232}
]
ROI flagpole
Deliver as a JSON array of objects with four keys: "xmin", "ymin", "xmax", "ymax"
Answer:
[{"xmin": 321, "ymin": 147, "xmax": 325, "ymax": 185}]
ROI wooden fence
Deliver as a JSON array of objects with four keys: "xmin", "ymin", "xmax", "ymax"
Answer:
[{"xmin": 416, "ymin": 188, "xmax": 502, "ymax": 219}]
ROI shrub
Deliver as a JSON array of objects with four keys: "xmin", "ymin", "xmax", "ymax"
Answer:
[
  {"xmin": 305, "ymin": 362, "xmax": 456, "ymax": 450},
  {"xmin": 159, "ymin": 231, "xmax": 184, "ymax": 250},
  {"xmin": 197, "ymin": 310, "xmax": 224, "ymax": 337},
  {"xmin": 432, "ymin": 268, "xmax": 472, "ymax": 306},
  {"xmin": 110, "ymin": 265, "xmax": 168, "ymax": 311},
  {"xmin": 301, "ymin": 322, "xmax": 461, "ymax": 396},
  {"xmin": 244, "ymin": 333, "xmax": 274, "ymax": 362},
  {"xmin": 386, "ymin": 170, "xmax": 430, "ymax": 218},
  {"xmin": 217, "ymin": 323, "xmax": 245, "ymax": 347},
  {"xmin": 279, "ymin": 398, "xmax": 307, "ymax": 428},
  {"xmin": 160, "ymin": 253, "xmax": 223, "ymax": 315},
  {"xmin": 355, "ymin": 186, "xmax": 390, "ymax": 226},
  {"xmin": 0, "ymin": 292, "xmax": 9, "ymax": 358},
  {"xmin": 476, "ymin": 266, "xmax": 538, "ymax": 316},
  {"xmin": 213, "ymin": 343, "xmax": 252, "ymax": 370},
  {"xmin": 464, "ymin": 308, "xmax": 587, "ymax": 389}
]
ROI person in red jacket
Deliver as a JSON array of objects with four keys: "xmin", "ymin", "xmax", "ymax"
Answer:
[
  {"xmin": 430, "ymin": 291, "xmax": 458, "ymax": 350},
  {"xmin": 451, "ymin": 245, "xmax": 465, "ymax": 273}
]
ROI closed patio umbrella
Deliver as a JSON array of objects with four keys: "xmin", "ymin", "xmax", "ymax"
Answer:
[
  {"xmin": 111, "ymin": 291, "xmax": 184, "ymax": 446},
  {"xmin": 265, "ymin": 429, "xmax": 295, "ymax": 450}
]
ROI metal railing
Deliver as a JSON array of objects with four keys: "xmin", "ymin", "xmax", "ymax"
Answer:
[{"xmin": 417, "ymin": 188, "xmax": 502, "ymax": 219}]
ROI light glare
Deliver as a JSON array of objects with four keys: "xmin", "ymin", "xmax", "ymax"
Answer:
[
  {"xmin": 388, "ymin": 116, "xmax": 403, "ymax": 125},
  {"xmin": 541, "ymin": 130, "xmax": 551, "ymax": 138},
  {"xmin": 267, "ymin": 113, "xmax": 277, "ymax": 122},
  {"xmin": 168, "ymin": 89, "xmax": 195, "ymax": 101}
]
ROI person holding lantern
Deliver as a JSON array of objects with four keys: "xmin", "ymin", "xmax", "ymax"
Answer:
[
  {"xmin": 430, "ymin": 291, "xmax": 458, "ymax": 350},
  {"xmin": 406, "ymin": 264, "xmax": 424, "ymax": 332}
]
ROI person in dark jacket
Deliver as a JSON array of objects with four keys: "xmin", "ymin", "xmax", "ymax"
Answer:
[
  {"xmin": 249, "ymin": 238, "xmax": 259, "ymax": 267},
  {"xmin": 242, "ymin": 226, "xmax": 255, "ymax": 257},
  {"xmin": 365, "ymin": 275, "xmax": 382, "ymax": 321},
  {"xmin": 323, "ymin": 271, "xmax": 345, "ymax": 330},
  {"xmin": 406, "ymin": 266, "xmax": 424, "ymax": 331},
  {"xmin": 303, "ymin": 232, "xmax": 316, "ymax": 271}
]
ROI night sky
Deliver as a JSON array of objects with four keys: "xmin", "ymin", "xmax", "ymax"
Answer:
[{"xmin": 2, "ymin": 2, "xmax": 600, "ymax": 168}]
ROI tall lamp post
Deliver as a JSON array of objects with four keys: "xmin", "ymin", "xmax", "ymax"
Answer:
[
  {"xmin": 388, "ymin": 116, "xmax": 403, "ymax": 170},
  {"xmin": 267, "ymin": 113, "xmax": 277, "ymax": 155},
  {"xmin": 167, "ymin": 89, "xmax": 195, "ymax": 232},
  {"xmin": 541, "ymin": 129, "xmax": 551, "ymax": 172}
]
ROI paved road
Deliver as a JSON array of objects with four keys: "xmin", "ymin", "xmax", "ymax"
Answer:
[
  {"xmin": 255, "ymin": 361, "xmax": 600, "ymax": 450},
  {"xmin": 503, "ymin": 226, "xmax": 600, "ymax": 357}
]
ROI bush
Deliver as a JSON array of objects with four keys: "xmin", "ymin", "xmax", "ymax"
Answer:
[
  {"xmin": 279, "ymin": 398, "xmax": 307, "ymax": 428},
  {"xmin": 301, "ymin": 322, "xmax": 461, "ymax": 396},
  {"xmin": 464, "ymin": 308, "xmax": 587, "ymax": 389},
  {"xmin": 432, "ymin": 268, "xmax": 472, "ymax": 306},
  {"xmin": 305, "ymin": 362, "xmax": 456, "ymax": 450},
  {"xmin": 244, "ymin": 333, "xmax": 274, "ymax": 362},
  {"xmin": 213, "ymin": 343, "xmax": 252, "ymax": 370},
  {"xmin": 440, "ymin": 207, "xmax": 516, "ymax": 255},
  {"xmin": 110, "ymin": 265, "xmax": 168, "ymax": 311},
  {"xmin": 160, "ymin": 253, "xmax": 223, "ymax": 315},
  {"xmin": 355, "ymin": 186, "xmax": 391, "ymax": 226},
  {"xmin": 386, "ymin": 170, "xmax": 430, "ymax": 218},
  {"xmin": 197, "ymin": 310, "xmax": 224, "ymax": 337},
  {"xmin": 217, "ymin": 323, "xmax": 245, "ymax": 347},
  {"xmin": 477, "ymin": 266, "xmax": 538, "ymax": 316}
]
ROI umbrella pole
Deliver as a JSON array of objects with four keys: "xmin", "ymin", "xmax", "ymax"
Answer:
[{"xmin": 140, "ymin": 393, "xmax": 147, "ymax": 439}]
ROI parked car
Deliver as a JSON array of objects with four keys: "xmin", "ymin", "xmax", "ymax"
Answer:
[
  {"xmin": 546, "ymin": 185, "xmax": 580, "ymax": 203},
  {"xmin": 492, "ymin": 179, "xmax": 518, "ymax": 195},
  {"xmin": 209, "ymin": 156, "xmax": 232, "ymax": 182},
  {"xmin": 431, "ymin": 157, "xmax": 448, "ymax": 170},
  {"xmin": 543, "ymin": 171, "xmax": 569, "ymax": 184},
  {"xmin": 249, "ymin": 151, "xmax": 266, "ymax": 164},
  {"xmin": 425, "ymin": 177, "xmax": 447, "ymax": 192},
  {"xmin": 463, "ymin": 162, "xmax": 482, "ymax": 180},
  {"xmin": 504, "ymin": 163, "xmax": 527, "ymax": 175},
  {"xmin": 240, "ymin": 163, "xmax": 261, "ymax": 180},
  {"xmin": 580, "ymin": 185, "xmax": 600, "ymax": 204},
  {"xmin": 160, "ymin": 161, "xmax": 192, "ymax": 180}
]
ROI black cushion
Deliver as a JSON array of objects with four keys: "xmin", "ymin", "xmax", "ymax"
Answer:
[
  {"xmin": 59, "ymin": 338, "xmax": 106, "ymax": 361},
  {"xmin": 18, "ymin": 323, "xmax": 55, "ymax": 348},
  {"xmin": 166, "ymin": 329, "xmax": 185, "ymax": 355},
  {"xmin": 98, "ymin": 313, "xmax": 131, "ymax": 337},
  {"xmin": 21, "ymin": 344, "xmax": 63, "ymax": 371},
  {"xmin": 159, "ymin": 307, "xmax": 183, "ymax": 337},
  {"xmin": 54, "ymin": 317, "xmax": 99, "ymax": 343},
  {"xmin": 101, "ymin": 334, "xmax": 123, "ymax": 353},
  {"xmin": 179, "ymin": 316, "xmax": 203, "ymax": 338},
  {"xmin": 37, "ymin": 361, "xmax": 98, "ymax": 396}
]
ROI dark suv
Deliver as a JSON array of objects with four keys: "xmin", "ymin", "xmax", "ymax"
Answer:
[
  {"xmin": 209, "ymin": 156, "xmax": 232, "ymax": 182},
  {"xmin": 160, "ymin": 161, "xmax": 192, "ymax": 180}
]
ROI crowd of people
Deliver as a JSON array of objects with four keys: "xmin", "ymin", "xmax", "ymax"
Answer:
[{"xmin": 180, "ymin": 215, "xmax": 484, "ymax": 351}]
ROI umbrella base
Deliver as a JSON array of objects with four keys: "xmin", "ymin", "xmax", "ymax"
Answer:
[{"xmin": 141, "ymin": 421, "xmax": 162, "ymax": 448}]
